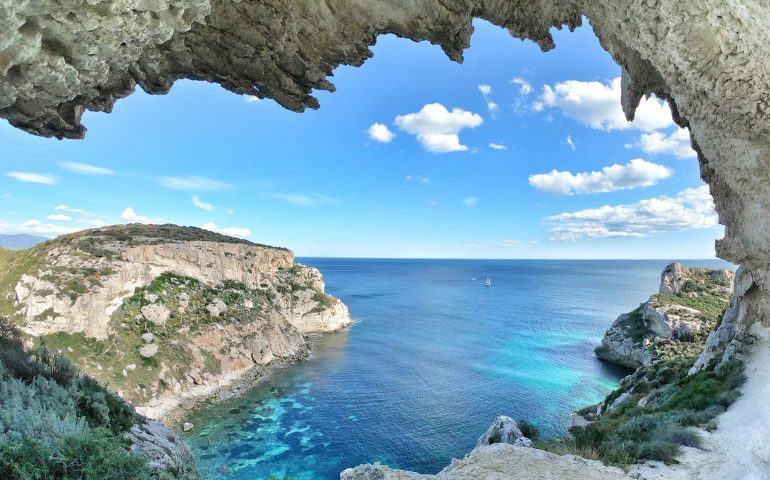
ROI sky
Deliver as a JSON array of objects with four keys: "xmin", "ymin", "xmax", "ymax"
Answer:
[{"xmin": 0, "ymin": 20, "xmax": 723, "ymax": 259}]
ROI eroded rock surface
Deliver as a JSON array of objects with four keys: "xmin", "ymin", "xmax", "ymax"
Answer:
[
  {"xmin": 595, "ymin": 262, "xmax": 733, "ymax": 368},
  {"xmin": 2, "ymin": 224, "xmax": 352, "ymax": 417},
  {"xmin": 340, "ymin": 443, "xmax": 629, "ymax": 480},
  {"xmin": 125, "ymin": 415, "xmax": 202, "ymax": 480}
]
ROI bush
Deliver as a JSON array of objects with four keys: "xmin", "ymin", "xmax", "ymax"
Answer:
[
  {"xmin": 0, "ymin": 317, "xmax": 157, "ymax": 479},
  {"xmin": 518, "ymin": 420, "xmax": 540, "ymax": 440}
]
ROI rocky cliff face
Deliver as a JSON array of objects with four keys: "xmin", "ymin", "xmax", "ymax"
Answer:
[
  {"xmin": 595, "ymin": 262, "xmax": 734, "ymax": 369},
  {"xmin": 2, "ymin": 224, "xmax": 351, "ymax": 418}
]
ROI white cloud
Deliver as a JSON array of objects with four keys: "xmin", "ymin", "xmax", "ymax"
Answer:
[
  {"xmin": 47, "ymin": 214, "xmax": 72, "ymax": 221},
  {"xmin": 638, "ymin": 128, "xmax": 696, "ymax": 159},
  {"xmin": 200, "ymin": 222, "xmax": 251, "ymax": 238},
  {"xmin": 538, "ymin": 77, "xmax": 674, "ymax": 132},
  {"xmin": 192, "ymin": 195, "xmax": 215, "ymax": 211},
  {"xmin": 463, "ymin": 196, "xmax": 479, "ymax": 207},
  {"xmin": 511, "ymin": 77, "xmax": 533, "ymax": 95},
  {"xmin": 0, "ymin": 220, "xmax": 77, "ymax": 236},
  {"xmin": 244, "ymin": 96, "xmax": 260, "ymax": 103},
  {"xmin": 478, "ymin": 85, "xmax": 498, "ymax": 114},
  {"xmin": 59, "ymin": 162, "xmax": 115, "ymax": 175},
  {"xmin": 566, "ymin": 135, "xmax": 576, "ymax": 151},
  {"xmin": 271, "ymin": 193, "xmax": 341, "ymax": 208},
  {"xmin": 5, "ymin": 172, "xmax": 58, "ymax": 185},
  {"xmin": 121, "ymin": 207, "xmax": 160, "ymax": 224},
  {"xmin": 547, "ymin": 186, "xmax": 717, "ymax": 240},
  {"xmin": 478, "ymin": 85, "xmax": 492, "ymax": 96},
  {"xmin": 155, "ymin": 176, "xmax": 233, "ymax": 191},
  {"xmin": 54, "ymin": 205, "xmax": 105, "ymax": 226},
  {"xmin": 489, "ymin": 142, "xmax": 507, "ymax": 151},
  {"xmin": 367, "ymin": 123, "xmax": 395, "ymax": 143},
  {"xmin": 529, "ymin": 159, "xmax": 672, "ymax": 195},
  {"xmin": 225, "ymin": 208, "xmax": 235, "ymax": 215},
  {"xmin": 405, "ymin": 175, "xmax": 431, "ymax": 184},
  {"xmin": 395, "ymin": 103, "xmax": 483, "ymax": 153}
]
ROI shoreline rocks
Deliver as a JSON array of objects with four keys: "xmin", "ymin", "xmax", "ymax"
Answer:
[{"xmin": 595, "ymin": 262, "xmax": 734, "ymax": 369}]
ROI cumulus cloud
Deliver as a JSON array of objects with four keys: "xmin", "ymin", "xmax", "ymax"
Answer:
[
  {"xmin": 271, "ymin": 193, "xmax": 341, "ymax": 208},
  {"xmin": 489, "ymin": 143, "xmax": 507, "ymax": 151},
  {"xmin": 478, "ymin": 85, "xmax": 492, "ymax": 96},
  {"xmin": 200, "ymin": 222, "xmax": 251, "ymax": 238},
  {"xmin": 566, "ymin": 135, "xmax": 576, "ymax": 151},
  {"xmin": 367, "ymin": 123, "xmax": 395, "ymax": 143},
  {"xmin": 547, "ymin": 186, "xmax": 717, "ymax": 240},
  {"xmin": 155, "ymin": 175, "xmax": 233, "ymax": 192},
  {"xmin": 60, "ymin": 162, "xmax": 115, "ymax": 175},
  {"xmin": 529, "ymin": 159, "xmax": 672, "ymax": 195},
  {"xmin": 47, "ymin": 214, "xmax": 72, "ymax": 221},
  {"xmin": 0, "ymin": 220, "xmax": 77, "ymax": 236},
  {"xmin": 511, "ymin": 77, "xmax": 533, "ymax": 95},
  {"xmin": 537, "ymin": 77, "xmax": 674, "ymax": 132},
  {"xmin": 244, "ymin": 96, "xmax": 261, "ymax": 103},
  {"xmin": 192, "ymin": 195, "xmax": 215, "ymax": 211},
  {"xmin": 5, "ymin": 172, "xmax": 58, "ymax": 185},
  {"xmin": 121, "ymin": 207, "xmax": 160, "ymax": 224},
  {"xmin": 395, "ymin": 103, "xmax": 483, "ymax": 153},
  {"xmin": 638, "ymin": 129, "xmax": 696, "ymax": 159},
  {"xmin": 463, "ymin": 196, "xmax": 479, "ymax": 207}
]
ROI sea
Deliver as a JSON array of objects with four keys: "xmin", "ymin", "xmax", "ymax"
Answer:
[{"xmin": 181, "ymin": 258, "xmax": 732, "ymax": 479}]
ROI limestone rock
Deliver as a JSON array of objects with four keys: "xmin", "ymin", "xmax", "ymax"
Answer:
[
  {"xmin": 568, "ymin": 413, "xmax": 592, "ymax": 429},
  {"xmin": 141, "ymin": 332, "xmax": 155, "ymax": 343},
  {"xmin": 341, "ymin": 443, "xmax": 629, "ymax": 480},
  {"xmin": 182, "ymin": 422, "xmax": 194, "ymax": 432},
  {"xmin": 125, "ymin": 416, "xmax": 201, "ymax": 480},
  {"xmin": 144, "ymin": 292, "xmax": 159, "ymax": 304},
  {"xmin": 141, "ymin": 304, "xmax": 171, "ymax": 326},
  {"xmin": 476, "ymin": 416, "xmax": 532, "ymax": 448},
  {"xmin": 205, "ymin": 299, "xmax": 227, "ymax": 317},
  {"xmin": 139, "ymin": 343, "xmax": 159, "ymax": 358}
]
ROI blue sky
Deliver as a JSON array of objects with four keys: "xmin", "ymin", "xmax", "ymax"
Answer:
[{"xmin": 0, "ymin": 20, "xmax": 721, "ymax": 259}]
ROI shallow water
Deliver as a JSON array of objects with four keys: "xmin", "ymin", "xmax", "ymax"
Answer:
[{"xmin": 182, "ymin": 259, "xmax": 730, "ymax": 479}]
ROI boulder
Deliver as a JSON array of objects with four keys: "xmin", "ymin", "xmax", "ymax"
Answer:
[
  {"xmin": 141, "ymin": 304, "xmax": 170, "ymax": 326},
  {"xmin": 182, "ymin": 422, "xmax": 194, "ymax": 432},
  {"xmin": 205, "ymin": 299, "xmax": 227, "ymax": 317},
  {"xmin": 139, "ymin": 343, "xmax": 159, "ymax": 358},
  {"xmin": 141, "ymin": 332, "xmax": 155, "ymax": 343},
  {"xmin": 476, "ymin": 416, "xmax": 532, "ymax": 448},
  {"xmin": 144, "ymin": 292, "xmax": 159, "ymax": 303}
]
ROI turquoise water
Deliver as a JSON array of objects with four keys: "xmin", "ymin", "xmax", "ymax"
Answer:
[{"xmin": 182, "ymin": 259, "xmax": 730, "ymax": 479}]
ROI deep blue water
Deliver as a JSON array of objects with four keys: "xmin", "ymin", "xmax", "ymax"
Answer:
[{"xmin": 182, "ymin": 259, "xmax": 731, "ymax": 479}]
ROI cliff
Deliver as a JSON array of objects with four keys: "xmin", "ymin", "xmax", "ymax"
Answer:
[
  {"xmin": 0, "ymin": 224, "xmax": 352, "ymax": 419},
  {"xmin": 595, "ymin": 262, "xmax": 734, "ymax": 368}
]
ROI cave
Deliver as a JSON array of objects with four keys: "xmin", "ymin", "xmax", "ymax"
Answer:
[{"xmin": 1, "ymin": 1, "xmax": 768, "ymax": 478}]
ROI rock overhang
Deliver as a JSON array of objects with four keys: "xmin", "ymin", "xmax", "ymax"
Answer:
[{"xmin": 2, "ymin": 1, "xmax": 770, "ymax": 274}]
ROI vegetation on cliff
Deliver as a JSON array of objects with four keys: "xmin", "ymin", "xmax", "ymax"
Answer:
[
  {"xmin": 0, "ymin": 317, "xmax": 162, "ymax": 479},
  {"xmin": 539, "ymin": 353, "xmax": 745, "ymax": 465}
]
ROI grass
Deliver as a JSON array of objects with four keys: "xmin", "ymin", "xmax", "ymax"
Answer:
[{"xmin": 537, "ymin": 354, "xmax": 746, "ymax": 466}]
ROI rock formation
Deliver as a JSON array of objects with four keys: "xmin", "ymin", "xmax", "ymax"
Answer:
[
  {"xmin": 125, "ymin": 415, "xmax": 201, "ymax": 480},
  {"xmin": 1, "ymin": 224, "xmax": 352, "ymax": 418},
  {"xmin": 1, "ymin": 1, "xmax": 766, "ymax": 381},
  {"xmin": 476, "ymin": 415, "xmax": 533, "ymax": 448},
  {"xmin": 340, "ymin": 442, "xmax": 629, "ymax": 480},
  {"xmin": 595, "ymin": 262, "xmax": 733, "ymax": 368},
  {"xmin": 2, "ymin": 1, "xmax": 770, "ymax": 477}
]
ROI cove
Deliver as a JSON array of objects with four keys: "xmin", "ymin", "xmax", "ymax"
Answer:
[{"xmin": 181, "ymin": 259, "xmax": 729, "ymax": 479}]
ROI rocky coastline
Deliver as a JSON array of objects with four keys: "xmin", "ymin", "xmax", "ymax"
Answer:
[{"xmin": 0, "ymin": 224, "xmax": 352, "ymax": 477}]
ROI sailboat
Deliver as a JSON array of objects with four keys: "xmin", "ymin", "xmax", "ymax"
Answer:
[{"xmin": 483, "ymin": 275, "xmax": 492, "ymax": 287}]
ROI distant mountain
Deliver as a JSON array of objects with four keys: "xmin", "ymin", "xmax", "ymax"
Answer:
[{"xmin": 0, "ymin": 233, "xmax": 48, "ymax": 250}]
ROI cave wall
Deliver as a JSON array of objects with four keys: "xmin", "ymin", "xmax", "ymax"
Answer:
[{"xmin": 1, "ymin": 0, "xmax": 769, "ymax": 340}]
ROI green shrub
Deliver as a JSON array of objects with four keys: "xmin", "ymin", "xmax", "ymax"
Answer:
[{"xmin": 518, "ymin": 420, "xmax": 540, "ymax": 440}]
